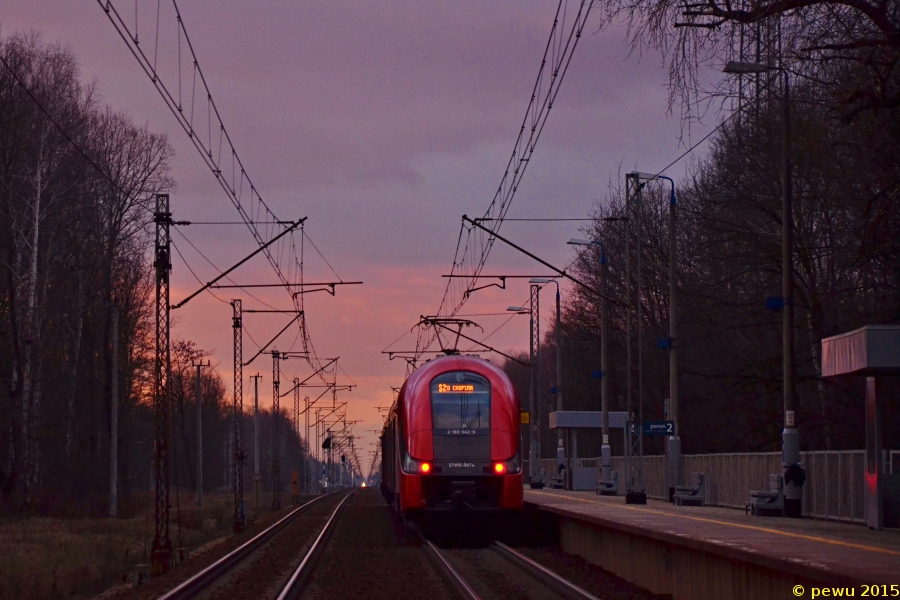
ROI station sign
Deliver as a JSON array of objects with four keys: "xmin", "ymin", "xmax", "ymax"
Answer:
[{"xmin": 643, "ymin": 421, "xmax": 674, "ymax": 436}]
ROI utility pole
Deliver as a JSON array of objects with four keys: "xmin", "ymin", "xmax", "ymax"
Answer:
[
  {"xmin": 194, "ymin": 360, "xmax": 210, "ymax": 506},
  {"xmin": 629, "ymin": 171, "xmax": 681, "ymax": 500},
  {"xmin": 624, "ymin": 174, "xmax": 647, "ymax": 504},
  {"xmin": 781, "ymin": 72, "xmax": 801, "ymax": 518},
  {"xmin": 250, "ymin": 373, "xmax": 262, "ymax": 519},
  {"xmin": 151, "ymin": 193, "xmax": 173, "ymax": 575},
  {"xmin": 600, "ymin": 248, "xmax": 611, "ymax": 485},
  {"xmin": 232, "ymin": 300, "xmax": 245, "ymax": 532},
  {"xmin": 110, "ymin": 302, "xmax": 119, "ymax": 517},
  {"xmin": 667, "ymin": 179, "xmax": 681, "ymax": 501}
]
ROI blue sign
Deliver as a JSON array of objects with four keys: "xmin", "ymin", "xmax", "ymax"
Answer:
[{"xmin": 643, "ymin": 421, "xmax": 674, "ymax": 436}]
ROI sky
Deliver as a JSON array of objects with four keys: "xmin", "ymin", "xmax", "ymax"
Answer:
[{"xmin": 2, "ymin": 1, "xmax": 720, "ymax": 466}]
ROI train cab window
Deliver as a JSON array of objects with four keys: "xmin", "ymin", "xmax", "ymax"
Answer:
[{"xmin": 430, "ymin": 371, "xmax": 490, "ymax": 432}]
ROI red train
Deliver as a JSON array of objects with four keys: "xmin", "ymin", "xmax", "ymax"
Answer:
[{"xmin": 381, "ymin": 354, "xmax": 523, "ymax": 514}]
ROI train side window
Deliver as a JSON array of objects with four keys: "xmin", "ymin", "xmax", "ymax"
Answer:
[{"xmin": 430, "ymin": 371, "xmax": 491, "ymax": 431}]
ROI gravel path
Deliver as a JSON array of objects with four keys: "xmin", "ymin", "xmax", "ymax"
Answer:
[
  {"xmin": 301, "ymin": 488, "xmax": 452, "ymax": 600},
  {"xmin": 201, "ymin": 494, "xmax": 344, "ymax": 600}
]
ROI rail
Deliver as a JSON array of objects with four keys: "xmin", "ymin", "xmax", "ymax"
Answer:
[
  {"xmin": 421, "ymin": 533, "xmax": 601, "ymax": 600},
  {"xmin": 275, "ymin": 489, "xmax": 357, "ymax": 600},
  {"xmin": 492, "ymin": 541, "xmax": 601, "ymax": 600},
  {"xmin": 422, "ymin": 538, "xmax": 481, "ymax": 600},
  {"xmin": 157, "ymin": 490, "xmax": 342, "ymax": 600}
]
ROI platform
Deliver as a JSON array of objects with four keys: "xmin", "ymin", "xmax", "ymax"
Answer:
[{"xmin": 525, "ymin": 489, "xmax": 900, "ymax": 598}]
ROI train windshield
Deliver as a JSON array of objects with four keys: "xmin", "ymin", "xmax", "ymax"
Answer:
[{"xmin": 430, "ymin": 371, "xmax": 491, "ymax": 431}]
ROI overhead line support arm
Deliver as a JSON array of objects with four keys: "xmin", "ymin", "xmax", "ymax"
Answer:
[
  {"xmin": 420, "ymin": 316, "xmax": 530, "ymax": 367},
  {"xmin": 243, "ymin": 312, "xmax": 304, "ymax": 366},
  {"xmin": 463, "ymin": 215, "xmax": 617, "ymax": 306},
  {"xmin": 171, "ymin": 218, "xmax": 306, "ymax": 309}
]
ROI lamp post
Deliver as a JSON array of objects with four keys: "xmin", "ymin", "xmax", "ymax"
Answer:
[
  {"xmin": 529, "ymin": 278, "xmax": 565, "ymax": 485},
  {"xmin": 508, "ymin": 299, "xmax": 542, "ymax": 488},
  {"xmin": 629, "ymin": 171, "xmax": 680, "ymax": 500},
  {"xmin": 723, "ymin": 61, "xmax": 800, "ymax": 517},
  {"xmin": 567, "ymin": 238, "xmax": 612, "ymax": 485}
]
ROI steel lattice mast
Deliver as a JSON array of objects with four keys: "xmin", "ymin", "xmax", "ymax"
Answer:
[
  {"xmin": 529, "ymin": 283, "xmax": 541, "ymax": 486},
  {"xmin": 272, "ymin": 350, "xmax": 281, "ymax": 510},
  {"xmin": 293, "ymin": 379, "xmax": 301, "ymax": 495},
  {"xmin": 151, "ymin": 194, "xmax": 173, "ymax": 575},
  {"xmin": 232, "ymin": 299, "xmax": 245, "ymax": 532}
]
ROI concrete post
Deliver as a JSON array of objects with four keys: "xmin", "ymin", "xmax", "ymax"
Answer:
[
  {"xmin": 251, "ymin": 374, "xmax": 261, "ymax": 519},
  {"xmin": 667, "ymin": 180, "xmax": 682, "ymax": 502},
  {"xmin": 110, "ymin": 304, "xmax": 119, "ymax": 517},
  {"xmin": 196, "ymin": 363, "xmax": 203, "ymax": 506},
  {"xmin": 866, "ymin": 377, "xmax": 883, "ymax": 529},
  {"xmin": 555, "ymin": 286, "xmax": 567, "ymax": 488},
  {"xmin": 600, "ymin": 249, "xmax": 612, "ymax": 485},
  {"xmin": 781, "ymin": 72, "xmax": 802, "ymax": 518}
]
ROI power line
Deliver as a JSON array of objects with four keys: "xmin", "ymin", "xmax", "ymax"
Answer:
[
  {"xmin": 477, "ymin": 218, "xmax": 594, "ymax": 222},
  {"xmin": 654, "ymin": 111, "xmax": 739, "ymax": 178},
  {"xmin": 172, "ymin": 228, "xmax": 281, "ymax": 312},
  {"xmin": 414, "ymin": 0, "xmax": 596, "ymax": 363},
  {"xmin": 303, "ymin": 230, "xmax": 343, "ymax": 282},
  {"xmin": 175, "ymin": 221, "xmax": 292, "ymax": 226},
  {"xmin": 170, "ymin": 240, "xmax": 230, "ymax": 305},
  {"xmin": 97, "ymin": 0, "xmax": 343, "ymax": 380}
]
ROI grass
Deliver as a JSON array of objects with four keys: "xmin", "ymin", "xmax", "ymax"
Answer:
[{"xmin": 0, "ymin": 489, "xmax": 260, "ymax": 600}]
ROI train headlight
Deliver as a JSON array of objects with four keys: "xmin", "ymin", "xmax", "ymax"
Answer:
[
  {"xmin": 420, "ymin": 462, "xmax": 432, "ymax": 474},
  {"xmin": 493, "ymin": 463, "xmax": 505, "ymax": 474}
]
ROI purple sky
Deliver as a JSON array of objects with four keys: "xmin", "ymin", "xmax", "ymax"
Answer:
[{"xmin": 4, "ymin": 1, "xmax": 718, "ymax": 460}]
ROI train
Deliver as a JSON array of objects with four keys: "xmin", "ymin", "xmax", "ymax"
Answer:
[{"xmin": 381, "ymin": 354, "xmax": 524, "ymax": 515}]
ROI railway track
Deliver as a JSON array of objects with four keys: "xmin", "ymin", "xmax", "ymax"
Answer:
[
  {"xmin": 274, "ymin": 490, "xmax": 356, "ymax": 600},
  {"xmin": 155, "ymin": 489, "xmax": 353, "ymax": 600},
  {"xmin": 424, "ymin": 537, "xmax": 603, "ymax": 600}
]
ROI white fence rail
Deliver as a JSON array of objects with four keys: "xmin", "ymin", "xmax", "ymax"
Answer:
[{"xmin": 525, "ymin": 450, "xmax": 899, "ymax": 524}]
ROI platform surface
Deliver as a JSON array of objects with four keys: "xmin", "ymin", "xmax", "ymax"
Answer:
[{"xmin": 525, "ymin": 489, "xmax": 900, "ymax": 586}]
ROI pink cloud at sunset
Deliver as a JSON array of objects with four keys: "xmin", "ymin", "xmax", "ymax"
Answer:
[{"xmin": 2, "ymin": 0, "xmax": 719, "ymax": 455}]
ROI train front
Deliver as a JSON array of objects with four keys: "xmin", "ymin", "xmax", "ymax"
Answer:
[{"xmin": 398, "ymin": 356, "xmax": 523, "ymax": 513}]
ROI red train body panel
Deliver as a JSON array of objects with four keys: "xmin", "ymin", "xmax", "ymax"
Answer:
[{"xmin": 381, "ymin": 355, "xmax": 523, "ymax": 513}]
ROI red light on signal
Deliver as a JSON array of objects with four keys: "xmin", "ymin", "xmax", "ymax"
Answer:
[
  {"xmin": 420, "ymin": 462, "xmax": 431, "ymax": 474},
  {"xmin": 494, "ymin": 463, "xmax": 505, "ymax": 474}
]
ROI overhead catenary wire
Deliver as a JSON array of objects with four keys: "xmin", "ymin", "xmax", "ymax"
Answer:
[
  {"xmin": 172, "ymin": 228, "xmax": 281, "ymax": 312},
  {"xmin": 97, "ymin": 0, "xmax": 343, "ymax": 384},
  {"xmin": 170, "ymin": 240, "xmax": 230, "ymax": 305},
  {"xmin": 412, "ymin": 0, "xmax": 596, "ymax": 364}
]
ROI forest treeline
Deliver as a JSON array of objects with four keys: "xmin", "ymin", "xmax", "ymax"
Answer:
[
  {"xmin": 503, "ymin": 0, "xmax": 900, "ymax": 458},
  {"xmin": 0, "ymin": 34, "xmax": 306, "ymax": 516}
]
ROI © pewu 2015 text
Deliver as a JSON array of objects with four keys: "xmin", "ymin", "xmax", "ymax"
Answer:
[{"xmin": 794, "ymin": 584, "xmax": 899, "ymax": 597}]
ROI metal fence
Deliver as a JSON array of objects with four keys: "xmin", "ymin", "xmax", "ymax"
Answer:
[
  {"xmin": 526, "ymin": 450, "xmax": 899, "ymax": 524},
  {"xmin": 607, "ymin": 450, "xmax": 899, "ymax": 523}
]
